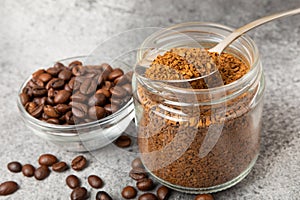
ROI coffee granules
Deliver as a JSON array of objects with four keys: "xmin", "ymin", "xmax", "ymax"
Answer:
[{"xmin": 137, "ymin": 48, "xmax": 261, "ymax": 189}]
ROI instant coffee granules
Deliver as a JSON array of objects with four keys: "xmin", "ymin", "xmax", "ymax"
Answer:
[{"xmin": 135, "ymin": 47, "xmax": 264, "ymax": 191}]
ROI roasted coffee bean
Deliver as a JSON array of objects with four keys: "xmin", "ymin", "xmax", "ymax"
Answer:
[
  {"xmin": 96, "ymin": 191, "xmax": 112, "ymax": 200},
  {"xmin": 71, "ymin": 155, "xmax": 87, "ymax": 171},
  {"xmin": 138, "ymin": 193, "xmax": 158, "ymax": 200},
  {"xmin": 46, "ymin": 67, "xmax": 61, "ymax": 76},
  {"xmin": 25, "ymin": 102, "xmax": 37, "ymax": 113},
  {"xmin": 20, "ymin": 93, "xmax": 30, "ymax": 106},
  {"xmin": 46, "ymin": 78, "xmax": 65, "ymax": 89},
  {"xmin": 110, "ymin": 86, "xmax": 127, "ymax": 98},
  {"xmin": 121, "ymin": 186, "xmax": 137, "ymax": 199},
  {"xmin": 44, "ymin": 105, "xmax": 60, "ymax": 118},
  {"xmin": 70, "ymin": 61, "xmax": 84, "ymax": 75},
  {"xmin": 46, "ymin": 97, "xmax": 55, "ymax": 105},
  {"xmin": 64, "ymin": 82, "xmax": 72, "ymax": 92},
  {"xmin": 71, "ymin": 102, "xmax": 88, "ymax": 118},
  {"xmin": 0, "ymin": 181, "xmax": 19, "ymax": 196},
  {"xmin": 32, "ymin": 69, "xmax": 45, "ymax": 79},
  {"xmin": 28, "ymin": 79, "xmax": 44, "ymax": 88},
  {"xmin": 101, "ymin": 63, "xmax": 113, "ymax": 73},
  {"xmin": 54, "ymin": 90, "xmax": 71, "ymax": 104},
  {"xmin": 87, "ymin": 175, "xmax": 103, "ymax": 189},
  {"xmin": 122, "ymin": 83, "xmax": 133, "ymax": 94},
  {"xmin": 88, "ymin": 94, "xmax": 106, "ymax": 106},
  {"xmin": 54, "ymin": 62, "xmax": 65, "ymax": 69},
  {"xmin": 104, "ymin": 104, "xmax": 118, "ymax": 114},
  {"xmin": 58, "ymin": 69, "xmax": 72, "ymax": 81},
  {"xmin": 102, "ymin": 81, "xmax": 114, "ymax": 90},
  {"xmin": 38, "ymin": 154, "xmax": 58, "ymax": 166},
  {"xmin": 22, "ymin": 164, "xmax": 35, "ymax": 177},
  {"xmin": 194, "ymin": 194, "xmax": 214, "ymax": 200},
  {"xmin": 33, "ymin": 97, "xmax": 47, "ymax": 105},
  {"xmin": 66, "ymin": 175, "xmax": 80, "ymax": 189},
  {"xmin": 48, "ymin": 88, "xmax": 55, "ymax": 98},
  {"xmin": 70, "ymin": 187, "xmax": 88, "ymax": 200},
  {"xmin": 65, "ymin": 111, "xmax": 75, "ymax": 125},
  {"xmin": 108, "ymin": 68, "xmax": 124, "ymax": 81},
  {"xmin": 136, "ymin": 178, "xmax": 154, "ymax": 191},
  {"xmin": 71, "ymin": 92, "xmax": 88, "ymax": 103},
  {"xmin": 52, "ymin": 161, "xmax": 68, "ymax": 172},
  {"xmin": 80, "ymin": 79, "xmax": 97, "ymax": 94},
  {"xmin": 129, "ymin": 167, "xmax": 148, "ymax": 181},
  {"xmin": 38, "ymin": 73, "xmax": 52, "ymax": 82},
  {"xmin": 30, "ymin": 104, "xmax": 44, "ymax": 118},
  {"xmin": 7, "ymin": 162, "xmax": 22, "ymax": 173},
  {"xmin": 34, "ymin": 165, "xmax": 50, "ymax": 180},
  {"xmin": 32, "ymin": 86, "xmax": 47, "ymax": 97},
  {"xmin": 113, "ymin": 75, "xmax": 124, "ymax": 85},
  {"xmin": 157, "ymin": 186, "xmax": 171, "ymax": 200},
  {"xmin": 96, "ymin": 88, "xmax": 111, "ymax": 98},
  {"xmin": 55, "ymin": 104, "xmax": 71, "ymax": 114},
  {"xmin": 131, "ymin": 157, "xmax": 144, "ymax": 169},
  {"xmin": 115, "ymin": 135, "xmax": 131, "ymax": 148},
  {"xmin": 88, "ymin": 106, "xmax": 106, "ymax": 120}
]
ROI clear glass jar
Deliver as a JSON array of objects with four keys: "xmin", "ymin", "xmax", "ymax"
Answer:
[{"xmin": 134, "ymin": 22, "xmax": 265, "ymax": 193}]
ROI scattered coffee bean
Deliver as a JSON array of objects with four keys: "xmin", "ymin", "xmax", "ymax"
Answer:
[
  {"xmin": 38, "ymin": 154, "xmax": 58, "ymax": 166},
  {"xmin": 129, "ymin": 167, "xmax": 148, "ymax": 181},
  {"xmin": 38, "ymin": 73, "xmax": 52, "ymax": 82},
  {"xmin": 194, "ymin": 194, "xmax": 214, "ymax": 200},
  {"xmin": 0, "ymin": 181, "xmax": 19, "ymax": 196},
  {"xmin": 157, "ymin": 186, "xmax": 171, "ymax": 200},
  {"xmin": 108, "ymin": 68, "xmax": 124, "ymax": 81},
  {"xmin": 52, "ymin": 161, "xmax": 68, "ymax": 172},
  {"xmin": 114, "ymin": 135, "xmax": 131, "ymax": 148},
  {"xmin": 96, "ymin": 191, "xmax": 112, "ymax": 200},
  {"xmin": 136, "ymin": 178, "xmax": 154, "ymax": 191},
  {"xmin": 121, "ymin": 186, "xmax": 137, "ymax": 199},
  {"xmin": 71, "ymin": 155, "xmax": 87, "ymax": 171},
  {"xmin": 7, "ymin": 161, "xmax": 22, "ymax": 173},
  {"xmin": 131, "ymin": 157, "xmax": 144, "ymax": 169},
  {"xmin": 87, "ymin": 175, "xmax": 103, "ymax": 189},
  {"xmin": 66, "ymin": 175, "xmax": 80, "ymax": 189},
  {"xmin": 70, "ymin": 187, "xmax": 88, "ymax": 200},
  {"xmin": 22, "ymin": 164, "xmax": 35, "ymax": 177},
  {"xmin": 34, "ymin": 165, "xmax": 50, "ymax": 180},
  {"xmin": 58, "ymin": 69, "xmax": 72, "ymax": 81},
  {"xmin": 138, "ymin": 193, "xmax": 158, "ymax": 200}
]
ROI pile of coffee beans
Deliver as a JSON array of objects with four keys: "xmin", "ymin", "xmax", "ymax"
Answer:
[{"xmin": 20, "ymin": 61, "xmax": 133, "ymax": 125}]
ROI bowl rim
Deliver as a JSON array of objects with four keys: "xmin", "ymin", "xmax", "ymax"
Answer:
[{"xmin": 17, "ymin": 55, "xmax": 134, "ymax": 134}]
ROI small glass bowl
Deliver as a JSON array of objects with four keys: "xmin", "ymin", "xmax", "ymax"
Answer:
[{"xmin": 17, "ymin": 56, "xmax": 134, "ymax": 152}]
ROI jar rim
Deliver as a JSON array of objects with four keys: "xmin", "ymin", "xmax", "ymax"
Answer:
[{"xmin": 136, "ymin": 22, "xmax": 261, "ymax": 95}]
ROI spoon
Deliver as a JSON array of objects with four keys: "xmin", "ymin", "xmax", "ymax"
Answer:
[{"xmin": 209, "ymin": 7, "xmax": 300, "ymax": 54}]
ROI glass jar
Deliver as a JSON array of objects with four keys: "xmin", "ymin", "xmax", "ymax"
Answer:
[{"xmin": 133, "ymin": 22, "xmax": 265, "ymax": 193}]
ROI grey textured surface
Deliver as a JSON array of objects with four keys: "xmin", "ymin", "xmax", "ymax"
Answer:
[{"xmin": 0, "ymin": 0, "xmax": 300, "ymax": 199}]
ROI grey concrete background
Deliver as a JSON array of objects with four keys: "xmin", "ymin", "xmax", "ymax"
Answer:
[{"xmin": 0, "ymin": 0, "xmax": 300, "ymax": 199}]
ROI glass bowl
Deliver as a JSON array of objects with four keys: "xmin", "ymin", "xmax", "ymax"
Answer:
[{"xmin": 17, "ymin": 56, "xmax": 134, "ymax": 152}]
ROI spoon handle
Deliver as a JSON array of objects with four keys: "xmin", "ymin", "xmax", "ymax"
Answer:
[{"xmin": 209, "ymin": 7, "xmax": 300, "ymax": 54}]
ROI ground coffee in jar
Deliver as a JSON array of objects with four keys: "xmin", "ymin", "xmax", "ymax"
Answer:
[{"xmin": 134, "ymin": 23, "xmax": 265, "ymax": 193}]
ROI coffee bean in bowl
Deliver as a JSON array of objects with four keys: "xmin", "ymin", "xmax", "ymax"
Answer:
[{"xmin": 17, "ymin": 56, "xmax": 134, "ymax": 152}]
